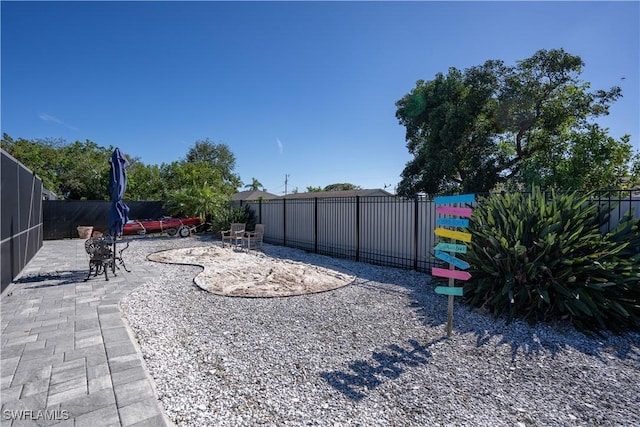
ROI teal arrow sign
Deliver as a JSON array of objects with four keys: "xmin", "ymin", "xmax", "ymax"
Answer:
[
  {"xmin": 435, "ymin": 242, "xmax": 467, "ymax": 254},
  {"xmin": 434, "ymin": 194, "xmax": 475, "ymax": 205},
  {"xmin": 437, "ymin": 218, "xmax": 469, "ymax": 228},
  {"xmin": 435, "ymin": 251, "xmax": 470, "ymax": 270},
  {"xmin": 435, "ymin": 286, "xmax": 464, "ymax": 297}
]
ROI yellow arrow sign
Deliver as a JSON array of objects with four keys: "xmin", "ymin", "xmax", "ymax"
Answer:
[{"xmin": 434, "ymin": 227, "xmax": 472, "ymax": 242}]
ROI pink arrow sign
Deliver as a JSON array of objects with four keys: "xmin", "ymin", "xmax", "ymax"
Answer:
[
  {"xmin": 431, "ymin": 267, "xmax": 472, "ymax": 281},
  {"xmin": 436, "ymin": 206, "xmax": 473, "ymax": 218}
]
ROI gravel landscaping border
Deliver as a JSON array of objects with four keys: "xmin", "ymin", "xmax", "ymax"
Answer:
[{"xmin": 118, "ymin": 235, "xmax": 640, "ymax": 426}]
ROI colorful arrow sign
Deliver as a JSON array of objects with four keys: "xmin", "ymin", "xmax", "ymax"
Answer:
[
  {"xmin": 436, "ymin": 206, "xmax": 473, "ymax": 217},
  {"xmin": 437, "ymin": 218, "xmax": 469, "ymax": 228},
  {"xmin": 434, "ymin": 227, "xmax": 472, "ymax": 242},
  {"xmin": 431, "ymin": 267, "xmax": 472, "ymax": 281},
  {"xmin": 435, "ymin": 242, "xmax": 467, "ymax": 254},
  {"xmin": 434, "ymin": 251, "xmax": 470, "ymax": 270},
  {"xmin": 435, "ymin": 286, "xmax": 464, "ymax": 297},
  {"xmin": 434, "ymin": 194, "xmax": 476, "ymax": 205}
]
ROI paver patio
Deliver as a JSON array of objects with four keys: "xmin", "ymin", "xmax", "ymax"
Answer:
[{"xmin": 1, "ymin": 239, "xmax": 171, "ymax": 427}]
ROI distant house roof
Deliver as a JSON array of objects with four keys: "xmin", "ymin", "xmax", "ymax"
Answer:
[
  {"xmin": 279, "ymin": 189, "xmax": 393, "ymax": 199},
  {"xmin": 42, "ymin": 188, "xmax": 58, "ymax": 200},
  {"xmin": 232, "ymin": 190, "xmax": 280, "ymax": 201}
]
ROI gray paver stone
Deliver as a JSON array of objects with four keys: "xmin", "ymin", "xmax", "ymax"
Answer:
[
  {"xmin": 47, "ymin": 383, "xmax": 88, "ymax": 407},
  {"xmin": 63, "ymin": 344, "xmax": 106, "ymax": 363},
  {"xmin": 130, "ymin": 414, "xmax": 169, "ymax": 427},
  {"xmin": 1, "ymin": 356, "xmax": 20, "ymax": 377},
  {"xmin": 48, "ymin": 376, "xmax": 86, "ymax": 397},
  {"xmin": 20, "ymin": 347, "xmax": 55, "ymax": 362},
  {"xmin": 110, "ymin": 366, "xmax": 148, "ymax": 386},
  {"xmin": 118, "ymin": 397, "xmax": 164, "ymax": 427},
  {"xmin": 74, "ymin": 404, "xmax": 120, "ymax": 427},
  {"xmin": 89, "ymin": 375, "xmax": 113, "ymax": 394},
  {"xmin": 105, "ymin": 342, "xmax": 138, "ymax": 359},
  {"xmin": 60, "ymin": 388, "xmax": 116, "ymax": 418},
  {"xmin": 12, "ymin": 365, "xmax": 54, "ymax": 388},
  {"xmin": 114, "ymin": 379, "xmax": 155, "ymax": 408},
  {"xmin": 101, "ymin": 327, "xmax": 131, "ymax": 344}
]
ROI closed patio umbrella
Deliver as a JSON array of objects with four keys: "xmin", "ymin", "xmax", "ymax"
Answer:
[{"xmin": 108, "ymin": 147, "xmax": 130, "ymax": 236}]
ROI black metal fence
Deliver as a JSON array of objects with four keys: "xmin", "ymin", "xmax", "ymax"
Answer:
[
  {"xmin": 245, "ymin": 190, "xmax": 640, "ymax": 274},
  {"xmin": 1, "ymin": 149, "xmax": 43, "ymax": 292},
  {"xmin": 43, "ymin": 200, "xmax": 167, "ymax": 240}
]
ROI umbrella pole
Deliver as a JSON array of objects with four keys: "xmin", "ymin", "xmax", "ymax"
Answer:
[{"xmin": 111, "ymin": 238, "xmax": 116, "ymax": 275}]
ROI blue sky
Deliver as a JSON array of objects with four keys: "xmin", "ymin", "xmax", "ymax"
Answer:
[{"xmin": 2, "ymin": 1, "xmax": 639, "ymax": 195}]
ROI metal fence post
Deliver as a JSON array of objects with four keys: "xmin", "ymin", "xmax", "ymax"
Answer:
[
  {"xmin": 258, "ymin": 199, "xmax": 262, "ymax": 224},
  {"xmin": 355, "ymin": 196, "xmax": 360, "ymax": 262},
  {"xmin": 314, "ymin": 197, "xmax": 318, "ymax": 253},
  {"xmin": 414, "ymin": 196, "xmax": 419, "ymax": 270},
  {"xmin": 283, "ymin": 198, "xmax": 287, "ymax": 246}
]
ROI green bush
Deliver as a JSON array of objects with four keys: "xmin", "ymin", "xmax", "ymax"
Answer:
[
  {"xmin": 209, "ymin": 205, "xmax": 257, "ymax": 235},
  {"xmin": 462, "ymin": 188, "xmax": 640, "ymax": 333}
]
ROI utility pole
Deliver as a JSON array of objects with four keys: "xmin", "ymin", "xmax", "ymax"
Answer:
[{"xmin": 284, "ymin": 174, "xmax": 289, "ymax": 195}]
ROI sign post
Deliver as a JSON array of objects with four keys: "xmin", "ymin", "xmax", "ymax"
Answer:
[{"xmin": 432, "ymin": 194, "xmax": 475, "ymax": 337}]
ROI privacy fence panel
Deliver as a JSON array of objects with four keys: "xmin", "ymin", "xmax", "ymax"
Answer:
[
  {"xmin": 284, "ymin": 199, "xmax": 315, "ymax": 252},
  {"xmin": 1, "ymin": 149, "xmax": 43, "ymax": 292},
  {"xmin": 43, "ymin": 200, "xmax": 167, "ymax": 240},
  {"xmin": 358, "ymin": 196, "xmax": 416, "ymax": 269},
  {"xmin": 416, "ymin": 198, "xmax": 439, "ymax": 272},
  {"xmin": 317, "ymin": 198, "xmax": 357, "ymax": 260},
  {"xmin": 245, "ymin": 196, "xmax": 439, "ymax": 272},
  {"xmin": 255, "ymin": 200, "xmax": 285, "ymax": 245},
  {"xmin": 244, "ymin": 191, "xmax": 638, "ymax": 275}
]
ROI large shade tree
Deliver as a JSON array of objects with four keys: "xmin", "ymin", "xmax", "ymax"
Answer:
[{"xmin": 395, "ymin": 49, "xmax": 637, "ymax": 196}]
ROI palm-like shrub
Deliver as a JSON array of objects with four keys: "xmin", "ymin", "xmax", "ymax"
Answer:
[
  {"xmin": 166, "ymin": 181, "xmax": 230, "ymax": 231},
  {"xmin": 463, "ymin": 188, "xmax": 640, "ymax": 333}
]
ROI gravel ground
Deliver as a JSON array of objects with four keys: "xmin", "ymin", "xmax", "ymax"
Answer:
[{"xmin": 119, "ymin": 235, "xmax": 640, "ymax": 427}]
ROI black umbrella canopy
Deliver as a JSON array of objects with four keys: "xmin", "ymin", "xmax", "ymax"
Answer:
[{"xmin": 108, "ymin": 148, "xmax": 130, "ymax": 236}]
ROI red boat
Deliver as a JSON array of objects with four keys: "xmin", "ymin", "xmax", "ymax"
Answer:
[{"xmin": 123, "ymin": 216, "xmax": 202, "ymax": 237}]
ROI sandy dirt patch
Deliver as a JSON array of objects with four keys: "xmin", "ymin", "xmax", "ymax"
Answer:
[{"xmin": 147, "ymin": 246, "xmax": 355, "ymax": 297}]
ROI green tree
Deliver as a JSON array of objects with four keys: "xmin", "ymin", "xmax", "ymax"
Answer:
[
  {"xmin": 517, "ymin": 124, "xmax": 636, "ymax": 191},
  {"xmin": 395, "ymin": 49, "xmax": 633, "ymax": 195},
  {"xmin": 244, "ymin": 177, "xmax": 265, "ymax": 191},
  {"xmin": 1, "ymin": 134, "xmax": 113, "ymax": 199},
  {"xmin": 628, "ymin": 153, "xmax": 640, "ymax": 189},
  {"xmin": 1, "ymin": 134, "xmax": 64, "ymax": 193},
  {"xmin": 304, "ymin": 183, "xmax": 361, "ymax": 193},
  {"xmin": 58, "ymin": 140, "xmax": 113, "ymax": 199},
  {"xmin": 126, "ymin": 159, "xmax": 164, "ymax": 200},
  {"xmin": 185, "ymin": 138, "xmax": 241, "ymax": 189}
]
